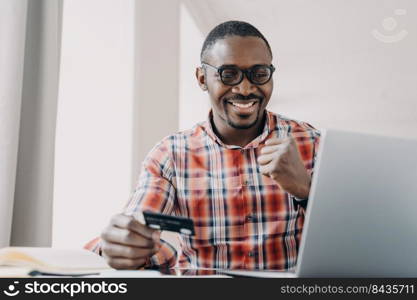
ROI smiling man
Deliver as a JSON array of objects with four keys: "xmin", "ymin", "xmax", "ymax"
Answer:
[{"xmin": 86, "ymin": 21, "xmax": 320, "ymax": 270}]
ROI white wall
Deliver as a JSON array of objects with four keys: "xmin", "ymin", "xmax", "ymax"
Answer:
[
  {"xmin": 53, "ymin": 0, "xmax": 135, "ymax": 248},
  {"xmin": 264, "ymin": 0, "xmax": 417, "ymax": 138},
  {"xmin": 132, "ymin": 0, "xmax": 180, "ymax": 186},
  {"xmin": 179, "ymin": 3, "xmax": 209, "ymax": 130}
]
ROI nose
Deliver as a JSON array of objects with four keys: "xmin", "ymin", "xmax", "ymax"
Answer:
[{"xmin": 231, "ymin": 75, "xmax": 257, "ymax": 96}]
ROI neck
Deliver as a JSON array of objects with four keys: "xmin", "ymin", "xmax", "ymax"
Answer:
[{"xmin": 211, "ymin": 112, "xmax": 267, "ymax": 147}]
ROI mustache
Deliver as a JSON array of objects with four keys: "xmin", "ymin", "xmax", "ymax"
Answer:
[{"xmin": 225, "ymin": 94, "xmax": 263, "ymax": 101}]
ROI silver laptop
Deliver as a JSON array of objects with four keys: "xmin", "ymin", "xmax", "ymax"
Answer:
[{"xmin": 223, "ymin": 129, "xmax": 417, "ymax": 278}]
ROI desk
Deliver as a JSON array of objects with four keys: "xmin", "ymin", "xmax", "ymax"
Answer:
[
  {"xmin": 0, "ymin": 267, "xmax": 231, "ymax": 278},
  {"xmin": 88, "ymin": 268, "xmax": 231, "ymax": 278}
]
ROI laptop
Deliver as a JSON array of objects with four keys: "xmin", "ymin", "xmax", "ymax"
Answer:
[{"xmin": 222, "ymin": 129, "xmax": 417, "ymax": 277}]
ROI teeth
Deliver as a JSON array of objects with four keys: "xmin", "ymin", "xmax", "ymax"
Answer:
[{"xmin": 231, "ymin": 101, "xmax": 255, "ymax": 108}]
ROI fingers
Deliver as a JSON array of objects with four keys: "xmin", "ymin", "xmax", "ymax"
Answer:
[
  {"xmin": 259, "ymin": 164, "xmax": 273, "ymax": 175},
  {"xmin": 260, "ymin": 144, "xmax": 282, "ymax": 155},
  {"xmin": 110, "ymin": 214, "xmax": 158, "ymax": 240},
  {"xmin": 258, "ymin": 138, "xmax": 290, "ymax": 175},
  {"xmin": 257, "ymin": 153, "xmax": 275, "ymax": 165},
  {"xmin": 101, "ymin": 213, "xmax": 163, "ymax": 270},
  {"xmin": 258, "ymin": 144, "xmax": 287, "ymax": 165},
  {"xmin": 265, "ymin": 137, "xmax": 281, "ymax": 146},
  {"xmin": 261, "ymin": 138, "xmax": 290, "ymax": 153},
  {"xmin": 101, "ymin": 225, "xmax": 154, "ymax": 248},
  {"xmin": 265, "ymin": 137, "xmax": 290, "ymax": 146},
  {"xmin": 101, "ymin": 241, "xmax": 159, "ymax": 259}
]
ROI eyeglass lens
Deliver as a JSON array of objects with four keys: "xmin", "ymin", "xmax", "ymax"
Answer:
[{"xmin": 221, "ymin": 66, "xmax": 272, "ymax": 85}]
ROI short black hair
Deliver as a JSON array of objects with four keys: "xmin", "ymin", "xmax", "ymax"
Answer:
[{"xmin": 200, "ymin": 20, "xmax": 272, "ymax": 62}]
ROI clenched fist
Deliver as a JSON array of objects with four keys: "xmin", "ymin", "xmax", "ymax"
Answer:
[{"xmin": 257, "ymin": 137, "xmax": 311, "ymax": 199}]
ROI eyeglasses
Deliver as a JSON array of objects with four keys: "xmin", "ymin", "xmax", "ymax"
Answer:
[{"xmin": 201, "ymin": 62, "xmax": 275, "ymax": 86}]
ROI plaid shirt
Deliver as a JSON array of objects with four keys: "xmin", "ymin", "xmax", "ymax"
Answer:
[{"xmin": 86, "ymin": 110, "xmax": 320, "ymax": 270}]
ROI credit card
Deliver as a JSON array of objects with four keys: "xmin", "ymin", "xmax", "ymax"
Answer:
[{"xmin": 143, "ymin": 211, "xmax": 195, "ymax": 236}]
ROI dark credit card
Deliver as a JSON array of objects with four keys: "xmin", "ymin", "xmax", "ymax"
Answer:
[{"xmin": 143, "ymin": 211, "xmax": 195, "ymax": 236}]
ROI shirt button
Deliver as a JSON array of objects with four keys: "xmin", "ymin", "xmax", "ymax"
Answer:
[{"xmin": 246, "ymin": 214, "xmax": 255, "ymax": 222}]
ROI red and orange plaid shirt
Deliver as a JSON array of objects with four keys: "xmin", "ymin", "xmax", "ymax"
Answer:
[{"xmin": 86, "ymin": 110, "xmax": 320, "ymax": 270}]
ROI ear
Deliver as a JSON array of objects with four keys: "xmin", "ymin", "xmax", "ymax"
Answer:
[{"xmin": 196, "ymin": 67, "xmax": 208, "ymax": 91}]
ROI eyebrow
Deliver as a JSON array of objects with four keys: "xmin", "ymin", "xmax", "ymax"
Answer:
[
  {"xmin": 218, "ymin": 64, "xmax": 238, "ymax": 68},
  {"xmin": 218, "ymin": 64, "xmax": 271, "ymax": 69}
]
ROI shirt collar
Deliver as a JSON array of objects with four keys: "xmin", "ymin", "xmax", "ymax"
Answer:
[{"xmin": 201, "ymin": 110, "xmax": 276, "ymax": 149}]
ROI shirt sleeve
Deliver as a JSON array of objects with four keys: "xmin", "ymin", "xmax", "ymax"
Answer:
[
  {"xmin": 84, "ymin": 236, "xmax": 102, "ymax": 255},
  {"xmin": 83, "ymin": 237, "xmax": 177, "ymax": 269},
  {"xmin": 84, "ymin": 137, "xmax": 178, "ymax": 268},
  {"xmin": 124, "ymin": 137, "xmax": 176, "ymax": 216}
]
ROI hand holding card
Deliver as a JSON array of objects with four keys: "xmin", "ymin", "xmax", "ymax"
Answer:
[{"xmin": 100, "ymin": 213, "xmax": 161, "ymax": 269}]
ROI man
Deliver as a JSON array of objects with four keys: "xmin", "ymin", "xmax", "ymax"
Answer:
[{"xmin": 86, "ymin": 21, "xmax": 320, "ymax": 270}]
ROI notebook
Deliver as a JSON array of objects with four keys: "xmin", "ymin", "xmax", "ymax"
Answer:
[{"xmin": 0, "ymin": 247, "xmax": 111, "ymax": 277}]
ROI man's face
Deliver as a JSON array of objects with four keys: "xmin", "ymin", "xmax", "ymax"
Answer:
[{"xmin": 197, "ymin": 36, "xmax": 273, "ymax": 130}]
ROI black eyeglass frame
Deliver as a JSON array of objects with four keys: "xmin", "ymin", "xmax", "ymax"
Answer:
[{"xmin": 201, "ymin": 62, "xmax": 276, "ymax": 86}]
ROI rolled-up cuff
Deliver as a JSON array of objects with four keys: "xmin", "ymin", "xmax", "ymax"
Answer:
[
  {"xmin": 147, "ymin": 238, "xmax": 178, "ymax": 269},
  {"xmin": 292, "ymin": 195, "xmax": 308, "ymax": 209}
]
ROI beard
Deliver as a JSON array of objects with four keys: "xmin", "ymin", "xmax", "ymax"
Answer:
[
  {"xmin": 225, "ymin": 112, "xmax": 260, "ymax": 129},
  {"xmin": 222, "ymin": 93, "xmax": 264, "ymax": 129}
]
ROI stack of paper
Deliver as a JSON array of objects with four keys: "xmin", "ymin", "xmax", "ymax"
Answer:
[{"xmin": 0, "ymin": 247, "xmax": 111, "ymax": 277}]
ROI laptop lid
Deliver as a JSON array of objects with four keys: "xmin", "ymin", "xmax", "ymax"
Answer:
[{"xmin": 296, "ymin": 129, "xmax": 417, "ymax": 277}]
